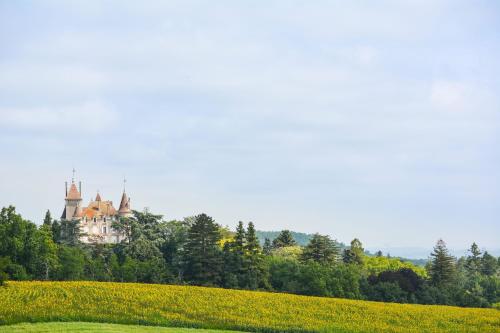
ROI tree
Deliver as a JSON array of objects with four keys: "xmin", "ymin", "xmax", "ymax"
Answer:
[
  {"xmin": 58, "ymin": 219, "xmax": 83, "ymax": 246},
  {"xmin": 222, "ymin": 221, "xmax": 246, "ymax": 288},
  {"xmin": 0, "ymin": 206, "xmax": 38, "ymax": 275},
  {"xmin": 465, "ymin": 242, "xmax": 482, "ymax": 275},
  {"xmin": 183, "ymin": 214, "xmax": 222, "ymax": 286},
  {"xmin": 272, "ymin": 230, "xmax": 297, "ymax": 248},
  {"xmin": 428, "ymin": 239, "xmax": 456, "ymax": 286},
  {"xmin": 263, "ymin": 238, "xmax": 272, "ymax": 256},
  {"xmin": 0, "ymin": 256, "xmax": 10, "ymax": 286},
  {"xmin": 55, "ymin": 245, "xmax": 85, "ymax": 280},
  {"xmin": 51, "ymin": 220, "xmax": 61, "ymax": 243},
  {"xmin": 43, "ymin": 210, "xmax": 52, "ymax": 227},
  {"xmin": 343, "ymin": 238, "xmax": 364, "ymax": 265},
  {"xmin": 243, "ymin": 222, "xmax": 269, "ymax": 289},
  {"xmin": 33, "ymin": 225, "xmax": 59, "ymax": 280},
  {"xmin": 301, "ymin": 233, "xmax": 339, "ymax": 265},
  {"xmin": 480, "ymin": 251, "xmax": 497, "ymax": 276}
]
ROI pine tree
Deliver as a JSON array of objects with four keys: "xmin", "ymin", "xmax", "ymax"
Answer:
[
  {"xmin": 263, "ymin": 238, "xmax": 272, "ymax": 255},
  {"xmin": 234, "ymin": 221, "xmax": 246, "ymax": 256},
  {"xmin": 480, "ymin": 251, "xmax": 498, "ymax": 276},
  {"xmin": 465, "ymin": 242, "xmax": 482, "ymax": 275},
  {"xmin": 43, "ymin": 210, "xmax": 52, "ymax": 227},
  {"xmin": 222, "ymin": 221, "xmax": 245, "ymax": 288},
  {"xmin": 243, "ymin": 222, "xmax": 268, "ymax": 289},
  {"xmin": 301, "ymin": 233, "xmax": 339, "ymax": 264},
  {"xmin": 272, "ymin": 230, "xmax": 297, "ymax": 248},
  {"xmin": 429, "ymin": 239, "xmax": 456, "ymax": 286},
  {"xmin": 183, "ymin": 213, "xmax": 222, "ymax": 286}
]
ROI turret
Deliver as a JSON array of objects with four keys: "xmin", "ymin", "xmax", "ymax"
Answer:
[
  {"xmin": 61, "ymin": 170, "xmax": 83, "ymax": 220},
  {"xmin": 118, "ymin": 190, "xmax": 131, "ymax": 217}
]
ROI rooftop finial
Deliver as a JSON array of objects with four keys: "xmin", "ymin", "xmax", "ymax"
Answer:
[
  {"xmin": 123, "ymin": 177, "xmax": 127, "ymax": 192},
  {"xmin": 72, "ymin": 168, "xmax": 76, "ymax": 184}
]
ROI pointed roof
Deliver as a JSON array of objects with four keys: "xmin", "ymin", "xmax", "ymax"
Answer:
[
  {"xmin": 95, "ymin": 192, "xmax": 102, "ymax": 201},
  {"xmin": 118, "ymin": 191, "xmax": 131, "ymax": 214},
  {"xmin": 66, "ymin": 182, "xmax": 81, "ymax": 200}
]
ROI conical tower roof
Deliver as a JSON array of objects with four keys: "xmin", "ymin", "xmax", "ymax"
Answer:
[
  {"xmin": 118, "ymin": 191, "xmax": 131, "ymax": 215},
  {"xmin": 95, "ymin": 192, "xmax": 102, "ymax": 201},
  {"xmin": 66, "ymin": 182, "xmax": 81, "ymax": 200}
]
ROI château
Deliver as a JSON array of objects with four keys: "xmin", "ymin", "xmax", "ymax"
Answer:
[{"xmin": 61, "ymin": 176, "xmax": 130, "ymax": 243}]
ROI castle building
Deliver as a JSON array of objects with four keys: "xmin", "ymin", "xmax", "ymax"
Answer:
[{"xmin": 61, "ymin": 177, "xmax": 131, "ymax": 244}]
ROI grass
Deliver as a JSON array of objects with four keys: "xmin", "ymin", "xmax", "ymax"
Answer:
[
  {"xmin": 0, "ymin": 281, "xmax": 499, "ymax": 333},
  {"xmin": 0, "ymin": 322, "xmax": 243, "ymax": 333}
]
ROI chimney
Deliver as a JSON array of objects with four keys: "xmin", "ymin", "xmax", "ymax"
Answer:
[{"xmin": 65, "ymin": 181, "xmax": 68, "ymax": 196}]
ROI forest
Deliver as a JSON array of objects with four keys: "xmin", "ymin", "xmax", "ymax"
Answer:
[{"xmin": 0, "ymin": 205, "xmax": 498, "ymax": 308}]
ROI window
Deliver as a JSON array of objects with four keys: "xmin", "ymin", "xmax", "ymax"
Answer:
[
  {"xmin": 104, "ymin": 217, "xmax": 107, "ymax": 222},
  {"xmin": 93, "ymin": 217, "xmax": 96, "ymax": 223},
  {"xmin": 103, "ymin": 226, "xmax": 107, "ymax": 234}
]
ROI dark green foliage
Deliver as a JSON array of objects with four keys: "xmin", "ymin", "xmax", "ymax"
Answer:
[
  {"xmin": 342, "ymin": 238, "xmax": 364, "ymax": 265},
  {"xmin": 369, "ymin": 268, "xmax": 423, "ymax": 293},
  {"xmin": 272, "ymin": 230, "xmax": 297, "ymax": 248},
  {"xmin": 183, "ymin": 214, "xmax": 222, "ymax": 286},
  {"xmin": 43, "ymin": 210, "xmax": 52, "ymax": 227},
  {"xmin": 243, "ymin": 222, "xmax": 269, "ymax": 289},
  {"xmin": 301, "ymin": 233, "xmax": 340, "ymax": 264},
  {"xmin": 55, "ymin": 245, "xmax": 85, "ymax": 280},
  {"xmin": 428, "ymin": 239, "xmax": 456, "ymax": 286},
  {"xmin": 268, "ymin": 257, "xmax": 362, "ymax": 299},
  {"xmin": 263, "ymin": 238, "xmax": 272, "ymax": 256},
  {"xmin": 58, "ymin": 219, "xmax": 83, "ymax": 246},
  {"xmin": 33, "ymin": 225, "xmax": 58, "ymax": 280},
  {"xmin": 51, "ymin": 220, "xmax": 61, "ymax": 243},
  {"xmin": 0, "ymin": 256, "xmax": 10, "ymax": 285},
  {"xmin": 465, "ymin": 242, "xmax": 482, "ymax": 275},
  {"xmin": 481, "ymin": 251, "xmax": 497, "ymax": 276}
]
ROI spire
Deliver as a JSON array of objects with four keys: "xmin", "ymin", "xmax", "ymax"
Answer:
[
  {"xmin": 118, "ymin": 190, "xmax": 131, "ymax": 216},
  {"xmin": 66, "ymin": 182, "xmax": 81, "ymax": 200},
  {"xmin": 95, "ymin": 191, "xmax": 102, "ymax": 202}
]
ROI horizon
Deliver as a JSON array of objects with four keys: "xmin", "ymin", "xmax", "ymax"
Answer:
[{"xmin": 1, "ymin": 1, "xmax": 499, "ymax": 253}]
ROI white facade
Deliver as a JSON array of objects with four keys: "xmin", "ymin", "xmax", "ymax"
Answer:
[{"xmin": 61, "ymin": 179, "xmax": 131, "ymax": 244}]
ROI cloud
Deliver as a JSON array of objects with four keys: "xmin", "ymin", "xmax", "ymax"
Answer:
[{"xmin": 0, "ymin": 101, "xmax": 117, "ymax": 133}]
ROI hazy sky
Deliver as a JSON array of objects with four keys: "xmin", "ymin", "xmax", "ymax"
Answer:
[{"xmin": 1, "ymin": 1, "xmax": 499, "ymax": 254}]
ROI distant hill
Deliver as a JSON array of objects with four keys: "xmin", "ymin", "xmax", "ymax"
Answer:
[
  {"xmin": 256, "ymin": 230, "xmax": 346, "ymax": 249},
  {"xmin": 256, "ymin": 230, "xmax": 313, "ymax": 246}
]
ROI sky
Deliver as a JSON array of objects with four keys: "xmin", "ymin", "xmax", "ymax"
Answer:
[{"xmin": 1, "ymin": 1, "xmax": 499, "ymax": 257}]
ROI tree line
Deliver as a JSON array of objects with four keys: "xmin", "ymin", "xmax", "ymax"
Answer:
[{"xmin": 0, "ymin": 206, "xmax": 498, "ymax": 308}]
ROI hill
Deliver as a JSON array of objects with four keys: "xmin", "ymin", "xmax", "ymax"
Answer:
[
  {"xmin": 256, "ymin": 230, "xmax": 313, "ymax": 246},
  {"xmin": 0, "ymin": 281, "xmax": 498, "ymax": 333},
  {"xmin": 256, "ymin": 230, "xmax": 348, "ymax": 248}
]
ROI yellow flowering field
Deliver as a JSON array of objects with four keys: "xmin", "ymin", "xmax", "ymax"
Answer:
[{"xmin": 0, "ymin": 281, "xmax": 499, "ymax": 333}]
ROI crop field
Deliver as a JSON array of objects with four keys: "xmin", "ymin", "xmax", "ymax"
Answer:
[
  {"xmin": 0, "ymin": 322, "xmax": 243, "ymax": 333},
  {"xmin": 0, "ymin": 281, "xmax": 499, "ymax": 333}
]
